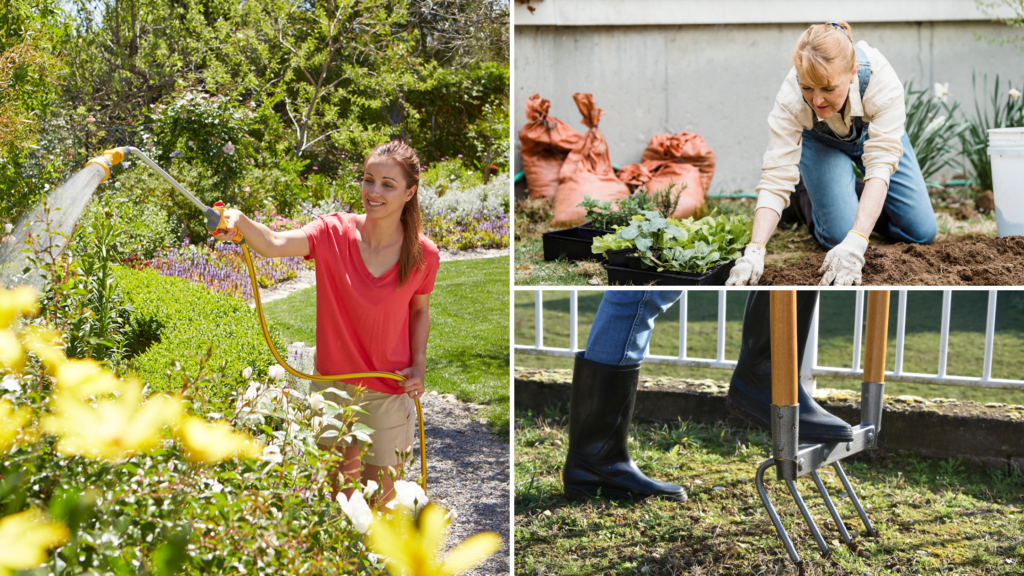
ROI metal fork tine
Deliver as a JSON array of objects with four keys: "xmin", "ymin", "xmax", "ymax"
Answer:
[
  {"xmin": 833, "ymin": 461, "xmax": 876, "ymax": 537},
  {"xmin": 755, "ymin": 459, "xmax": 802, "ymax": 567},
  {"xmin": 811, "ymin": 470, "xmax": 853, "ymax": 546},
  {"xmin": 785, "ymin": 478, "xmax": 831, "ymax": 558}
]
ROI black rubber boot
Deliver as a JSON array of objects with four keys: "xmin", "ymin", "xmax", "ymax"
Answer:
[
  {"xmin": 726, "ymin": 291, "xmax": 854, "ymax": 443},
  {"xmin": 563, "ymin": 352, "xmax": 687, "ymax": 502}
]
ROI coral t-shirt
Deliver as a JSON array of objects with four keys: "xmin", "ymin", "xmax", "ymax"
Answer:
[{"xmin": 301, "ymin": 212, "xmax": 440, "ymax": 394}]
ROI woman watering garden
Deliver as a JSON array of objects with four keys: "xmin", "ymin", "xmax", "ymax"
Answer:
[
  {"xmin": 212, "ymin": 140, "xmax": 440, "ymax": 507},
  {"xmin": 727, "ymin": 21, "xmax": 937, "ymax": 287}
]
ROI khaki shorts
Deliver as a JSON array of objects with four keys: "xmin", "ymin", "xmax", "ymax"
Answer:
[{"xmin": 312, "ymin": 378, "xmax": 415, "ymax": 467}]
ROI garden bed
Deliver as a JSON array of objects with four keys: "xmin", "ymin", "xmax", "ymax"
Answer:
[{"xmin": 760, "ymin": 235, "xmax": 1024, "ymax": 286}]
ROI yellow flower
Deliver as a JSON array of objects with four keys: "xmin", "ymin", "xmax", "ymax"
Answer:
[
  {"xmin": 0, "ymin": 330, "xmax": 22, "ymax": 373},
  {"xmin": 40, "ymin": 379, "xmax": 184, "ymax": 461},
  {"xmin": 19, "ymin": 325, "xmax": 65, "ymax": 372},
  {"xmin": 177, "ymin": 417, "xmax": 262, "ymax": 464},
  {"xmin": 0, "ymin": 509, "xmax": 69, "ymax": 576},
  {"xmin": 0, "ymin": 286, "xmax": 38, "ymax": 329},
  {"xmin": 367, "ymin": 503, "xmax": 501, "ymax": 576},
  {"xmin": 53, "ymin": 358, "xmax": 119, "ymax": 399},
  {"xmin": 0, "ymin": 399, "xmax": 36, "ymax": 453}
]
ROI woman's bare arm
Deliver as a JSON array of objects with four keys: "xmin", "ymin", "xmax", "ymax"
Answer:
[{"xmin": 211, "ymin": 209, "xmax": 310, "ymax": 258}]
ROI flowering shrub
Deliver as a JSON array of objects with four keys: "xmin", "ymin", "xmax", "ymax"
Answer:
[
  {"xmin": 147, "ymin": 237, "xmax": 311, "ymax": 299},
  {"xmin": 147, "ymin": 90, "xmax": 256, "ymax": 190},
  {"xmin": 420, "ymin": 172, "xmax": 509, "ymax": 250},
  {"xmin": 0, "ymin": 287, "xmax": 499, "ymax": 575}
]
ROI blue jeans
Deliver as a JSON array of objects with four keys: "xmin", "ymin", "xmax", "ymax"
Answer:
[
  {"xmin": 799, "ymin": 129, "xmax": 937, "ymax": 249},
  {"xmin": 584, "ymin": 291, "xmax": 682, "ymax": 365}
]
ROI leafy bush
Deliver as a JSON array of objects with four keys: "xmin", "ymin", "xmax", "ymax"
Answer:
[
  {"xmin": 903, "ymin": 80, "xmax": 969, "ymax": 181},
  {"xmin": 959, "ymin": 73, "xmax": 1024, "ymax": 191},
  {"xmin": 419, "ymin": 157, "xmax": 484, "ymax": 197},
  {"xmin": 147, "ymin": 90, "xmax": 256, "ymax": 193},
  {"xmin": 72, "ymin": 178, "xmax": 178, "ymax": 262},
  {"xmin": 114, "ymin": 266, "xmax": 286, "ymax": 395}
]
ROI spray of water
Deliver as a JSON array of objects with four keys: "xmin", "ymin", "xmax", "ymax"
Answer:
[{"xmin": 0, "ymin": 163, "xmax": 108, "ymax": 290}]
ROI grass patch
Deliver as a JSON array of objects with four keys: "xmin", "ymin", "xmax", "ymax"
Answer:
[
  {"xmin": 514, "ymin": 290, "xmax": 1024, "ymax": 405},
  {"xmin": 265, "ymin": 257, "xmax": 510, "ymax": 436},
  {"xmin": 515, "ymin": 412, "xmax": 1024, "ymax": 575}
]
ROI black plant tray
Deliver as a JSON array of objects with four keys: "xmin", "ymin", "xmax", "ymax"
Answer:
[
  {"xmin": 542, "ymin": 223, "xmax": 615, "ymax": 261},
  {"xmin": 606, "ymin": 260, "xmax": 736, "ymax": 286},
  {"xmin": 604, "ymin": 248, "xmax": 633, "ymax": 268}
]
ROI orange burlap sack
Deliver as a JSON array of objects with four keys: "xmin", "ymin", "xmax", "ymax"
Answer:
[
  {"xmin": 551, "ymin": 93, "xmax": 629, "ymax": 226},
  {"xmin": 619, "ymin": 132, "xmax": 716, "ymax": 219},
  {"xmin": 518, "ymin": 94, "xmax": 582, "ymax": 200}
]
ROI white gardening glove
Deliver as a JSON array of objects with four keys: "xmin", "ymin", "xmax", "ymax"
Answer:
[
  {"xmin": 819, "ymin": 231, "xmax": 869, "ymax": 286},
  {"xmin": 726, "ymin": 242, "xmax": 766, "ymax": 286}
]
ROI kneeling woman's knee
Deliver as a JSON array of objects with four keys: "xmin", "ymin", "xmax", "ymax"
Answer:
[{"xmin": 903, "ymin": 216, "xmax": 937, "ymax": 245}]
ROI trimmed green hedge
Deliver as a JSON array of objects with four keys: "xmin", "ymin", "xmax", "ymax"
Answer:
[{"xmin": 115, "ymin": 266, "xmax": 285, "ymax": 397}]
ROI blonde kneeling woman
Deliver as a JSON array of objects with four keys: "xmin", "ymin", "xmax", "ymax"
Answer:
[
  {"xmin": 727, "ymin": 21, "xmax": 936, "ymax": 287},
  {"xmin": 212, "ymin": 141, "xmax": 440, "ymax": 506}
]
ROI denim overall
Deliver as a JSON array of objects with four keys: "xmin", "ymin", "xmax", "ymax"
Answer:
[{"xmin": 798, "ymin": 44, "xmax": 936, "ymax": 249}]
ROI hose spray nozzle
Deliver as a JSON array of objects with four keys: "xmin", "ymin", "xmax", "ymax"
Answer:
[{"xmin": 84, "ymin": 147, "xmax": 132, "ymax": 183}]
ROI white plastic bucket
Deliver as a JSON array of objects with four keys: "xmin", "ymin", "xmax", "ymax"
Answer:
[{"xmin": 987, "ymin": 127, "xmax": 1024, "ymax": 237}]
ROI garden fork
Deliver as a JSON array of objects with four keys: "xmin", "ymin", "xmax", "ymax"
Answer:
[{"xmin": 754, "ymin": 290, "xmax": 888, "ymax": 569}]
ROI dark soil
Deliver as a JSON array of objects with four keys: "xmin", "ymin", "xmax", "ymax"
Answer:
[{"xmin": 760, "ymin": 235, "xmax": 1024, "ymax": 286}]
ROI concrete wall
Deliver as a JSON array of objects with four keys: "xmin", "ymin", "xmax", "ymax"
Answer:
[{"xmin": 513, "ymin": 18, "xmax": 1024, "ymax": 192}]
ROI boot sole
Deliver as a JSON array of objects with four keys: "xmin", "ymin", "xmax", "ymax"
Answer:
[
  {"xmin": 564, "ymin": 485, "xmax": 688, "ymax": 503},
  {"xmin": 726, "ymin": 395, "xmax": 854, "ymax": 443}
]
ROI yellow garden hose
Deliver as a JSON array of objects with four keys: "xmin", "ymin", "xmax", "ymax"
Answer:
[{"xmin": 241, "ymin": 244, "xmax": 428, "ymax": 493}]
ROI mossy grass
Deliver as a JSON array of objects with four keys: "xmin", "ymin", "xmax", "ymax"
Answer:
[{"xmin": 515, "ymin": 411, "xmax": 1024, "ymax": 575}]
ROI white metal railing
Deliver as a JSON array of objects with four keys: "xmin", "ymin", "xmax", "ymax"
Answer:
[{"xmin": 514, "ymin": 289, "xmax": 1024, "ymax": 391}]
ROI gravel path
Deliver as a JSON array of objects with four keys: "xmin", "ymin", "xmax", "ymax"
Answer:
[
  {"xmin": 264, "ymin": 248, "xmax": 511, "ymax": 574},
  {"xmin": 411, "ymin": 392, "xmax": 510, "ymax": 575}
]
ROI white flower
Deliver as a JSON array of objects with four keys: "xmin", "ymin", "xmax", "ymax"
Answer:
[
  {"xmin": 242, "ymin": 366, "xmax": 253, "ymax": 380},
  {"xmin": 207, "ymin": 412, "xmax": 223, "ymax": 420},
  {"xmin": 1, "ymin": 374, "xmax": 20, "ymax": 393},
  {"xmin": 268, "ymin": 365, "xmax": 286, "ymax": 381},
  {"xmin": 243, "ymin": 381, "xmax": 261, "ymax": 401},
  {"xmin": 261, "ymin": 445, "xmax": 283, "ymax": 464},
  {"xmin": 211, "ymin": 481, "xmax": 224, "ymax": 494},
  {"xmin": 312, "ymin": 416, "xmax": 323, "ymax": 431},
  {"xmin": 362, "ymin": 481, "xmax": 379, "ymax": 497},
  {"xmin": 337, "ymin": 491, "xmax": 374, "ymax": 533},
  {"xmin": 1010, "ymin": 88, "xmax": 1021, "ymax": 101},
  {"xmin": 924, "ymin": 115, "xmax": 947, "ymax": 137},
  {"xmin": 934, "ymin": 82, "xmax": 950, "ymax": 103},
  {"xmin": 308, "ymin": 392, "xmax": 324, "ymax": 412},
  {"xmin": 3, "ymin": 223, "xmax": 12, "ymax": 234},
  {"xmin": 386, "ymin": 480, "xmax": 428, "ymax": 514},
  {"xmin": 223, "ymin": 141, "xmax": 236, "ymax": 155}
]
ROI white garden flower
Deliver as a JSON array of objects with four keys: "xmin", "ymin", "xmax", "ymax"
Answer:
[
  {"xmin": 362, "ymin": 481, "xmax": 379, "ymax": 498},
  {"xmin": 1010, "ymin": 88, "xmax": 1021, "ymax": 101},
  {"xmin": 337, "ymin": 491, "xmax": 374, "ymax": 533},
  {"xmin": 224, "ymin": 141, "xmax": 236, "ymax": 155},
  {"xmin": 386, "ymin": 480, "xmax": 428, "ymax": 513},
  {"xmin": 243, "ymin": 381, "xmax": 261, "ymax": 401},
  {"xmin": 311, "ymin": 416, "xmax": 323, "ymax": 432},
  {"xmin": 268, "ymin": 365, "xmax": 286, "ymax": 381},
  {"xmin": 924, "ymin": 115, "xmax": 947, "ymax": 137},
  {"xmin": 261, "ymin": 445, "xmax": 283, "ymax": 464},
  {"xmin": 934, "ymin": 82, "xmax": 950, "ymax": 103},
  {"xmin": 3, "ymin": 223, "xmax": 12, "ymax": 234},
  {"xmin": 1, "ymin": 374, "xmax": 20, "ymax": 393},
  {"xmin": 308, "ymin": 392, "xmax": 324, "ymax": 412},
  {"xmin": 242, "ymin": 366, "xmax": 253, "ymax": 380}
]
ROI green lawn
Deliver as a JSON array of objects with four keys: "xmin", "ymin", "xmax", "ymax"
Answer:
[
  {"xmin": 514, "ymin": 290, "xmax": 1024, "ymax": 405},
  {"xmin": 515, "ymin": 413, "xmax": 1024, "ymax": 575},
  {"xmin": 264, "ymin": 257, "xmax": 510, "ymax": 436}
]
